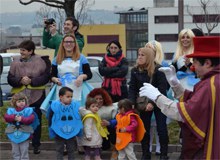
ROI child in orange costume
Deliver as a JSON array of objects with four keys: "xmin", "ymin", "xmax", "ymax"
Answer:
[{"xmin": 115, "ymin": 99, "xmax": 145, "ymax": 160}]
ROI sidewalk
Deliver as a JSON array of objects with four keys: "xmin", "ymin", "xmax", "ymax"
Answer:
[{"xmin": 0, "ymin": 142, "xmax": 181, "ymax": 160}]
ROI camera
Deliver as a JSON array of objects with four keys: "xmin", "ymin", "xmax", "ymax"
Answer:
[{"xmin": 45, "ymin": 18, "xmax": 55, "ymax": 25}]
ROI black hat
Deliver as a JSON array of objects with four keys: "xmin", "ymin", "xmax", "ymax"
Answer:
[{"xmin": 191, "ymin": 28, "xmax": 204, "ymax": 37}]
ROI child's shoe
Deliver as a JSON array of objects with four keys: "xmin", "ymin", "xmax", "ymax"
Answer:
[{"xmin": 110, "ymin": 147, "xmax": 118, "ymax": 160}]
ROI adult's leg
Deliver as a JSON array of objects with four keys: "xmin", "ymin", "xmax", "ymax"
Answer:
[
  {"xmin": 154, "ymin": 107, "xmax": 169, "ymax": 160},
  {"xmin": 140, "ymin": 111, "xmax": 152, "ymax": 160},
  {"xmin": 31, "ymin": 93, "xmax": 45, "ymax": 153}
]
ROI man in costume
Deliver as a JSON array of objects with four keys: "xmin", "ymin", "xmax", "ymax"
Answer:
[{"xmin": 139, "ymin": 36, "xmax": 220, "ymax": 159}]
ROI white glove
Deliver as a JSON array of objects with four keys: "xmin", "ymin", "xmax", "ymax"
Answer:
[
  {"xmin": 159, "ymin": 65, "xmax": 180, "ymax": 87},
  {"xmin": 139, "ymin": 83, "xmax": 161, "ymax": 101}
]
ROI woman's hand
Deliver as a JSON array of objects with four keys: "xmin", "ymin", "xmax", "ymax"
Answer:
[
  {"xmin": 51, "ymin": 77, "xmax": 62, "ymax": 86},
  {"xmin": 21, "ymin": 76, "xmax": 31, "ymax": 85},
  {"xmin": 75, "ymin": 75, "xmax": 84, "ymax": 87},
  {"xmin": 145, "ymin": 103, "xmax": 154, "ymax": 111}
]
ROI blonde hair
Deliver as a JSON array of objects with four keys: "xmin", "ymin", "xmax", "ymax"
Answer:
[
  {"xmin": 135, "ymin": 47, "xmax": 155, "ymax": 77},
  {"xmin": 56, "ymin": 34, "xmax": 80, "ymax": 64},
  {"xmin": 10, "ymin": 93, "xmax": 28, "ymax": 107},
  {"xmin": 173, "ymin": 28, "xmax": 195, "ymax": 62},
  {"xmin": 145, "ymin": 40, "xmax": 164, "ymax": 64}
]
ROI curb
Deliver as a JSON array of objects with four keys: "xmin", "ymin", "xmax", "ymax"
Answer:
[{"xmin": 0, "ymin": 142, "xmax": 181, "ymax": 153}]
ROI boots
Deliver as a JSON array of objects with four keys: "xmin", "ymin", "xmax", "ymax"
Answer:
[
  {"xmin": 160, "ymin": 144, "xmax": 168, "ymax": 160},
  {"xmin": 141, "ymin": 152, "xmax": 151, "ymax": 160},
  {"xmin": 141, "ymin": 143, "xmax": 151, "ymax": 160}
]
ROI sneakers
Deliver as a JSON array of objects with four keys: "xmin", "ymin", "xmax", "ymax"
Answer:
[{"xmin": 33, "ymin": 147, "xmax": 40, "ymax": 154}]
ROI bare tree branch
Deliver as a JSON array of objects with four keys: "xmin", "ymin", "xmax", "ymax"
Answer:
[
  {"xmin": 186, "ymin": 0, "xmax": 219, "ymax": 35},
  {"xmin": 19, "ymin": 0, "xmax": 64, "ymax": 8}
]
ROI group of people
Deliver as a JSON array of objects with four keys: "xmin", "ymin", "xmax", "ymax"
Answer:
[{"xmin": 3, "ymin": 15, "xmax": 220, "ymax": 160}]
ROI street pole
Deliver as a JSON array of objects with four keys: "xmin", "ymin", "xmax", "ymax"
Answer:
[
  {"xmin": 0, "ymin": 23, "xmax": 2, "ymax": 47},
  {"xmin": 178, "ymin": 0, "xmax": 184, "ymax": 33}
]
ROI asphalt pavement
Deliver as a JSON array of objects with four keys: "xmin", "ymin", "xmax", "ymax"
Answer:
[{"xmin": 0, "ymin": 142, "xmax": 181, "ymax": 160}]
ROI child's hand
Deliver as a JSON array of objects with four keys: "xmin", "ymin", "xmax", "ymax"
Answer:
[
  {"xmin": 119, "ymin": 127, "xmax": 126, "ymax": 133},
  {"xmin": 15, "ymin": 115, "xmax": 22, "ymax": 122},
  {"xmin": 145, "ymin": 103, "xmax": 154, "ymax": 111},
  {"xmin": 101, "ymin": 119, "xmax": 110, "ymax": 127}
]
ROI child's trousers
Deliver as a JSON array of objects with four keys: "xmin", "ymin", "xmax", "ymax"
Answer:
[
  {"xmin": 11, "ymin": 140, "xmax": 30, "ymax": 160},
  {"xmin": 55, "ymin": 136, "xmax": 75, "ymax": 160},
  {"xmin": 118, "ymin": 143, "xmax": 137, "ymax": 160}
]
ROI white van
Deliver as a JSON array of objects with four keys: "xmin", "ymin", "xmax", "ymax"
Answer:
[
  {"xmin": 0, "ymin": 53, "xmax": 20, "ymax": 75},
  {"xmin": 0, "ymin": 53, "xmax": 20, "ymax": 100}
]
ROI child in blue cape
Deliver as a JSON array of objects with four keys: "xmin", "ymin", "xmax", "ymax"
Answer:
[
  {"xmin": 48, "ymin": 86, "xmax": 83, "ymax": 160},
  {"xmin": 4, "ymin": 93, "xmax": 39, "ymax": 160}
]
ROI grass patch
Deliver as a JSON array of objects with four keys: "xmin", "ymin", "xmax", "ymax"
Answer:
[{"xmin": 1, "ymin": 101, "xmax": 180, "ymax": 143}]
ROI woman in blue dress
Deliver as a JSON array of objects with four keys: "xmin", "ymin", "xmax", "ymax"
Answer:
[{"xmin": 50, "ymin": 34, "xmax": 92, "ymax": 105}]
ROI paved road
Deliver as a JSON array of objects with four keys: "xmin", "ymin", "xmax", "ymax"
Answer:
[
  {"xmin": 0, "ymin": 142, "xmax": 181, "ymax": 160},
  {"xmin": 0, "ymin": 150, "xmax": 181, "ymax": 160}
]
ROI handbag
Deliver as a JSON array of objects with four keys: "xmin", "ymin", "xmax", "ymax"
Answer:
[{"xmin": 136, "ymin": 75, "xmax": 153, "ymax": 111}]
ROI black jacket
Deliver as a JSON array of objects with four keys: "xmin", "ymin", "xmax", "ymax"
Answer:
[
  {"xmin": 99, "ymin": 56, "xmax": 128, "ymax": 101},
  {"xmin": 128, "ymin": 65, "xmax": 167, "ymax": 106}
]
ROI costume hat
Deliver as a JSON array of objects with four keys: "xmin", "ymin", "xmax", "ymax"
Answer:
[{"xmin": 186, "ymin": 36, "xmax": 220, "ymax": 58}]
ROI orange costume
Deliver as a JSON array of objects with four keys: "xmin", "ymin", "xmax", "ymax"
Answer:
[{"xmin": 115, "ymin": 112, "xmax": 145, "ymax": 151}]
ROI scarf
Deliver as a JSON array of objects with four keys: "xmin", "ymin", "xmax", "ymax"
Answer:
[{"xmin": 102, "ymin": 51, "xmax": 125, "ymax": 96}]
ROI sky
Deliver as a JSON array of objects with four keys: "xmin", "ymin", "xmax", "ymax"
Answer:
[
  {"xmin": 0, "ymin": 0, "xmax": 219, "ymax": 14},
  {"xmin": 0, "ymin": 0, "xmax": 151, "ymax": 14}
]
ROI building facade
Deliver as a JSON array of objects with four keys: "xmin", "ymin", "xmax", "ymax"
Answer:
[
  {"xmin": 116, "ymin": 5, "xmax": 220, "ymax": 62},
  {"xmin": 80, "ymin": 24, "xmax": 126, "ymax": 57}
]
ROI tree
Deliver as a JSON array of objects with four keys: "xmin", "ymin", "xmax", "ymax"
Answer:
[
  {"xmin": 186, "ymin": 0, "xmax": 220, "ymax": 35},
  {"xmin": 34, "ymin": 5, "xmax": 65, "ymax": 33},
  {"xmin": 18, "ymin": 0, "xmax": 95, "ymax": 19}
]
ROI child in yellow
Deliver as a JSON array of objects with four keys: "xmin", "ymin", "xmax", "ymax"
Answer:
[
  {"xmin": 79, "ymin": 98, "xmax": 109, "ymax": 160},
  {"xmin": 116, "ymin": 99, "xmax": 145, "ymax": 160}
]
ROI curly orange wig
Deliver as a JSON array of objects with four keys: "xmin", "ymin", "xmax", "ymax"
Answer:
[{"xmin": 87, "ymin": 88, "xmax": 112, "ymax": 106}]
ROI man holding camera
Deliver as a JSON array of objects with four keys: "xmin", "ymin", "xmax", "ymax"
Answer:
[{"xmin": 42, "ymin": 17, "xmax": 84, "ymax": 57}]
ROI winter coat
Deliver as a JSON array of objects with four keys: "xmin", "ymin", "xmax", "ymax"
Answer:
[{"xmin": 128, "ymin": 65, "xmax": 167, "ymax": 107}]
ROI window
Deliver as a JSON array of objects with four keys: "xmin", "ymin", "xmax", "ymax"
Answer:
[
  {"xmin": 155, "ymin": 34, "xmax": 178, "ymax": 42},
  {"xmin": 155, "ymin": 15, "xmax": 178, "ymax": 23},
  {"xmin": 87, "ymin": 35, "xmax": 119, "ymax": 44},
  {"xmin": 193, "ymin": 14, "xmax": 219, "ymax": 23},
  {"xmin": 3, "ymin": 57, "xmax": 12, "ymax": 66},
  {"xmin": 126, "ymin": 50, "xmax": 138, "ymax": 61}
]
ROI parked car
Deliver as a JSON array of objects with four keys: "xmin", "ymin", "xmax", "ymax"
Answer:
[
  {"xmin": 87, "ymin": 56, "xmax": 103, "ymax": 71},
  {"xmin": 0, "ymin": 53, "xmax": 20, "ymax": 100},
  {"xmin": 87, "ymin": 68, "xmax": 103, "ymax": 88}
]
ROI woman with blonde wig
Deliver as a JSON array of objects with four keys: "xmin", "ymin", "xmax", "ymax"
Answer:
[
  {"xmin": 172, "ymin": 28, "xmax": 199, "ymax": 91},
  {"xmin": 128, "ymin": 47, "xmax": 169, "ymax": 159}
]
